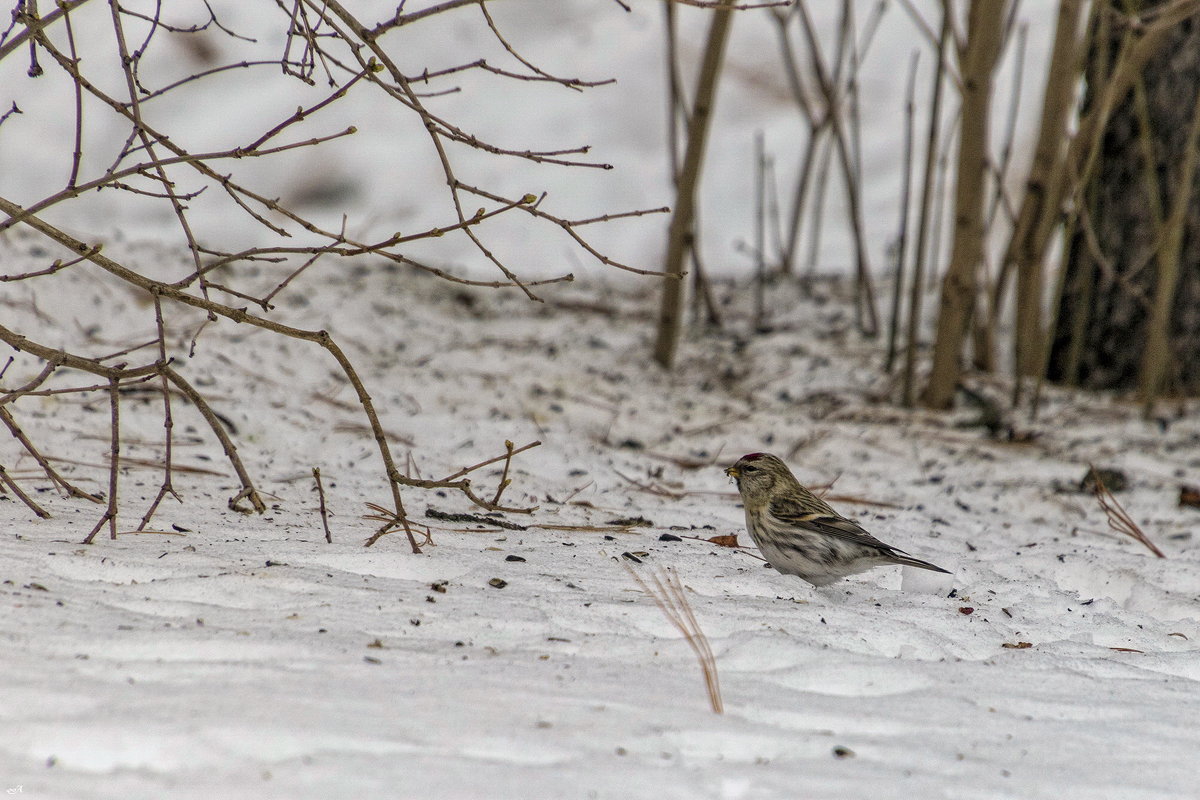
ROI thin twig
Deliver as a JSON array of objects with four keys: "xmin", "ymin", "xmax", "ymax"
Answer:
[
  {"xmin": 886, "ymin": 49, "xmax": 920, "ymax": 374},
  {"xmin": 902, "ymin": 5, "xmax": 950, "ymax": 406},
  {"xmin": 83, "ymin": 377, "xmax": 121, "ymax": 543},
  {"xmin": 136, "ymin": 292, "xmax": 180, "ymax": 531},
  {"xmin": 313, "ymin": 467, "xmax": 332, "ymax": 543},
  {"xmin": 0, "ymin": 463, "xmax": 50, "ymax": 518},
  {"xmin": 0, "ymin": 404, "xmax": 102, "ymax": 502},
  {"xmin": 435, "ymin": 440, "xmax": 541, "ymax": 484},
  {"xmin": 490, "ymin": 440, "xmax": 516, "ymax": 506}
]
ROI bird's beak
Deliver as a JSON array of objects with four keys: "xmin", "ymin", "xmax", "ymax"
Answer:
[{"xmin": 724, "ymin": 465, "xmax": 739, "ymax": 479}]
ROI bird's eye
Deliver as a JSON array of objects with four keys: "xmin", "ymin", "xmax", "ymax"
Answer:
[{"xmin": 741, "ymin": 465, "xmax": 758, "ymax": 473}]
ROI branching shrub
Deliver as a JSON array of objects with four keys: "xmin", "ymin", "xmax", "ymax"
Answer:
[{"xmin": 0, "ymin": 1, "xmax": 664, "ymax": 548}]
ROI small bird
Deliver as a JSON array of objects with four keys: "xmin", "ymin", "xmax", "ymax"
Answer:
[{"xmin": 725, "ymin": 453, "xmax": 950, "ymax": 587}]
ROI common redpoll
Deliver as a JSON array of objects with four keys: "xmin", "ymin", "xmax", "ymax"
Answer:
[{"xmin": 725, "ymin": 453, "xmax": 950, "ymax": 586}]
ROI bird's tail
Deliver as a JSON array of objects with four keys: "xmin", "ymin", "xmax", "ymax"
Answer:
[{"xmin": 889, "ymin": 551, "xmax": 951, "ymax": 575}]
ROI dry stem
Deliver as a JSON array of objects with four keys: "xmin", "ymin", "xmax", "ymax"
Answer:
[
  {"xmin": 1089, "ymin": 465, "xmax": 1165, "ymax": 558},
  {"xmin": 625, "ymin": 564, "xmax": 723, "ymax": 714},
  {"xmin": 313, "ymin": 467, "xmax": 332, "ymax": 544}
]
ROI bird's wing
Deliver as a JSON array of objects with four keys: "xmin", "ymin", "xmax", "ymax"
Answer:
[{"xmin": 767, "ymin": 496, "xmax": 897, "ymax": 552}]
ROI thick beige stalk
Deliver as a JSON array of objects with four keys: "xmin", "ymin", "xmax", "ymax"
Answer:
[
  {"xmin": 922, "ymin": 0, "xmax": 1008, "ymax": 408},
  {"xmin": 1138, "ymin": 81, "xmax": 1200, "ymax": 412},
  {"xmin": 653, "ymin": 1, "xmax": 735, "ymax": 369},
  {"xmin": 1001, "ymin": 0, "xmax": 1085, "ymax": 384}
]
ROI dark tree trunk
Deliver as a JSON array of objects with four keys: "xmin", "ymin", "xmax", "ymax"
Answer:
[{"xmin": 1048, "ymin": 5, "xmax": 1200, "ymax": 392}]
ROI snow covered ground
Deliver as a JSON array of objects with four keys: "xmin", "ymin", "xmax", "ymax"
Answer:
[{"xmin": 3, "ymin": 249, "xmax": 1199, "ymax": 799}]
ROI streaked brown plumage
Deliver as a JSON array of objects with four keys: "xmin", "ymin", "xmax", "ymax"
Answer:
[{"xmin": 725, "ymin": 453, "xmax": 950, "ymax": 587}]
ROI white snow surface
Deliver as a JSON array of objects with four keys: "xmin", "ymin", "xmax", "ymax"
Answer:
[{"xmin": 3, "ymin": 247, "xmax": 1200, "ymax": 799}]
